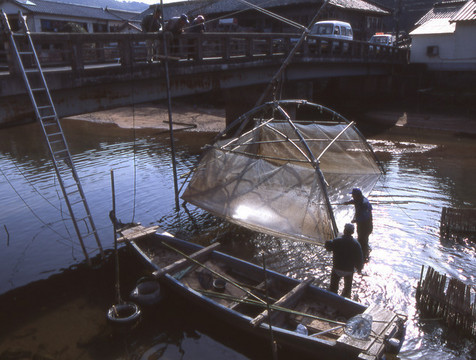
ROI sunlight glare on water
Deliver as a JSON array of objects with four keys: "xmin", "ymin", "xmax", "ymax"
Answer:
[{"xmin": 0, "ymin": 120, "xmax": 475, "ymax": 359}]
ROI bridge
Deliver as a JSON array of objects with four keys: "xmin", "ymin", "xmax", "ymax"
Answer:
[{"xmin": 0, "ymin": 31, "xmax": 409, "ymax": 126}]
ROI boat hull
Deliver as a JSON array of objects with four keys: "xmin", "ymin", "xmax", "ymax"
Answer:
[{"xmin": 126, "ymin": 229, "xmax": 405, "ymax": 360}]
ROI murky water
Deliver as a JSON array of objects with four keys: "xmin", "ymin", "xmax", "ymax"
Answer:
[{"xmin": 0, "ymin": 116, "xmax": 475, "ymax": 359}]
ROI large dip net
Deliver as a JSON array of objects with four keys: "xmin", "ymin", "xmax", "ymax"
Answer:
[{"xmin": 182, "ymin": 100, "xmax": 382, "ymax": 244}]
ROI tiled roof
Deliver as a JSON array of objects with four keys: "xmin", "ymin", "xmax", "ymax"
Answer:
[
  {"xmin": 410, "ymin": 18, "xmax": 456, "ymax": 34},
  {"xmin": 415, "ymin": 0, "xmax": 467, "ymax": 25},
  {"xmin": 328, "ymin": 0, "xmax": 388, "ymax": 14},
  {"xmin": 105, "ymin": 8, "xmax": 141, "ymax": 21},
  {"xmin": 13, "ymin": 0, "xmax": 120, "ymax": 20},
  {"xmin": 451, "ymin": 0, "xmax": 476, "ymax": 21},
  {"xmin": 149, "ymin": 0, "xmax": 389, "ymax": 20}
]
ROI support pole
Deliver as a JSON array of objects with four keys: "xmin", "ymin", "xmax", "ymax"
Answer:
[
  {"xmin": 110, "ymin": 170, "xmax": 122, "ymax": 304},
  {"xmin": 262, "ymin": 253, "xmax": 278, "ymax": 360},
  {"xmin": 255, "ymin": 0, "xmax": 329, "ymax": 106},
  {"xmin": 159, "ymin": 0, "xmax": 180, "ymax": 210}
]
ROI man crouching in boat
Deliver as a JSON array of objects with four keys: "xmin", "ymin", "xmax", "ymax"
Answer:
[{"xmin": 325, "ymin": 223, "xmax": 363, "ymax": 298}]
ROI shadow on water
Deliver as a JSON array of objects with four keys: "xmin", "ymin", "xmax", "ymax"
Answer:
[{"xmin": 0, "ymin": 247, "xmax": 291, "ymax": 360}]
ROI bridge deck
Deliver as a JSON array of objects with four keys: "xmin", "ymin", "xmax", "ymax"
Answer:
[{"xmin": 0, "ymin": 31, "xmax": 408, "ymax": 126}]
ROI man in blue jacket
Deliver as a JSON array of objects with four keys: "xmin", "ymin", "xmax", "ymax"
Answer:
[
  {"xmin": 344, "ymin": 187, "xmax": 373, "ymax": 257},
  {"xmin": 325, "ymin": 223, "xmax": 363, "ymax": 298}
]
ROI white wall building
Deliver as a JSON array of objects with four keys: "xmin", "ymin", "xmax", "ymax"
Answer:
[
  {"xmin": 0, "ymin": 0, "xmax": 141, "ymax": 33},
  {"xmin": 410, "ymin": 0, "xmax": 476, "ymax": 71}
]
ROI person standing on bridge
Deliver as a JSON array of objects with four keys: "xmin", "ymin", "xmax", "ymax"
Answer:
[
  {"xmin": 187, "ymin": 15, "xmax": 205, "ymax": 59},
  {"xmin": 189, "ymin": 15, "xmax": 205, "ymax": 34},
  {"xmin": 165, "ymin": 14, "xmax": 189, "ymax": 57},
  {"xmin": 141, "ymin": 7, "xmax": 162, "ymax": 63}
]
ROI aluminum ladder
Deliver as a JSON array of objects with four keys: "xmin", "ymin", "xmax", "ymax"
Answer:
[{"xmin": 1, "ymin": 11, "xmax": 104, "ymax": 265}]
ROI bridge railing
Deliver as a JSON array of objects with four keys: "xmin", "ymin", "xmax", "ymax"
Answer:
[{"xmin": 0, "ymin": 31, "xmax": 408, "ymax": 75}]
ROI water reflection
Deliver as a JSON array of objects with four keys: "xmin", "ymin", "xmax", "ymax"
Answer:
[{"xmin": 0, "ymin": 119, "xmax": 475, "ymax": 359}]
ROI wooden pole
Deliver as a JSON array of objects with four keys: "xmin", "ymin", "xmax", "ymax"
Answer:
[
  {"xmin": 159, "ymin": 0, "xmax": 180, "ymax": 210},
  {"xmin": 110, "ymin": 169, "xmax": 122, "ymax": 304},
  {"xmin": 255, "ymin": 0, "xmax": 329, "ymax": 106},
  {"xmin": 197, "ymin": 289, "xmax": 345, "ymax": 326},
  {"xmin": 262, "ymin": 253, "xmax": 278, "ymax": 360}
]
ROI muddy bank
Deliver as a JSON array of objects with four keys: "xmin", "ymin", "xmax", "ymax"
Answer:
[
  {"xmin": 65, "ymin": 100, "xmax": 476, "ymax": 140},
  {"xmin": 65, "ymin": 101, "xmax": 226, "ymax": 133},
  {"xmin": 361, "ymin": 110, "xmax": 476, "ymax": 137}
]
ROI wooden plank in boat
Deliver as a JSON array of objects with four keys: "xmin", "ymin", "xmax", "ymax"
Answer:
[
  {"xmin": 250, "ymin": 277, "xmax": 314, "ymax": 327},
  {"xmin": 337, "ymin": 303, "xmax": 397, "ymax": 357},
  {"xmin": 153, "ymin": 242, "xmax": 221, "ymax": 277},
  {"xmin": 117, "ymin": 225, "xmax": 160, "ymax": 242}
]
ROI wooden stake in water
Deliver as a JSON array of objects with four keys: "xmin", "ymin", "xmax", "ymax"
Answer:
[{"xmin": 110, "ymin": 170, "xmax": 122, "ymax": 304}]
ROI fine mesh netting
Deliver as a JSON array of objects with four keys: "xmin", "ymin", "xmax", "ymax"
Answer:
[{"xmin": 182, "ymin": 100, "xmax": 381, "ymax": 244}]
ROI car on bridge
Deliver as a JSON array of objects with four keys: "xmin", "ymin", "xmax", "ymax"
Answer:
[
  {"xmin": 309, "ymin": 21, "xmax": 353, "ymax": 52},
  {"xmin": 369, "ymin": 33, "xmax": 396, "ymax": 53},
  {"xmin": 292, "ymin": 20, "xmax": 353, "ymax": 53}
]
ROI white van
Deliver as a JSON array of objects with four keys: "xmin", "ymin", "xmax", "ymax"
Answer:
[{"xmin": 308, "ymin": 20, "xmax": 353, "ymax": 52}]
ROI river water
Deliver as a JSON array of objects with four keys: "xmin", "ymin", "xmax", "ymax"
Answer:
[{"xmin": 0, "ymin": 113, "xmax": 475, "ymax": 360}]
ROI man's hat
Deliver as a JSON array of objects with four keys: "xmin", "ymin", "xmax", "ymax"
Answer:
[
  {"xmin": 344, "ymin": 223, "xmax": 355, "ymax": 234},
  {"xmin": 350, "ymin": 188, "xmax": 362, "ymax": 196}
]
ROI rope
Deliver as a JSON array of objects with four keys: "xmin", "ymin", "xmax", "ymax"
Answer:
[
  {"xmin": 0, "ymin": 166, "xmax": 75, "ymax": 245},
  {"xmin": 10, "ymin": 161, "xmax": 68, "ymax": 215},
  {"xmin": 234, "ymin": 0, "xmax": 306, "ymax": 31},
  {"xmin": 377, "ymin": 178, "xmax": 441, "ymax": 241}
]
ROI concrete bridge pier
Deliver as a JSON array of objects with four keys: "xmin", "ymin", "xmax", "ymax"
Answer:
[
  {"xmin": 224, "ymin": 85, "xmax": 267, "ymax": 127},
  {"xmin": 224, "ymin": 81, "xmax": 317, "ymax": 127}
]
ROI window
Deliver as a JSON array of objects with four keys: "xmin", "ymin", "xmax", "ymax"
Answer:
[
  {"xmin": 93, "ymin": 23, "xmax": 108, "ymax": 32},
  {"xmin": 40, "ymin": 19, "xmax": 87, "ymax": 32}
]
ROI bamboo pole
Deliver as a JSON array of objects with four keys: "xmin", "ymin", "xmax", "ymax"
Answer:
[
  {"xmin": 161, "ymin": 241, "xmax": 266, "ymax": 305},
  {"xmin": 110, "ymin": 170, "xmax": 122, "ymax": 304},
  {"xmin": 262, "ymin": 253, "xmax": 278, "ymax": 360},
  {"xmin": 197, "ymin": 289, "xmax": 346, "ymax": 326}
]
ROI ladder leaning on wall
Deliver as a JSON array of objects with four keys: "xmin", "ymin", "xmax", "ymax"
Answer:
[{"xmin": 0, "ymin": 10, "xmax": 104, "ymax": 265}]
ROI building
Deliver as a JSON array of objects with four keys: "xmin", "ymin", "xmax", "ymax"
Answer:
[
  {"xmin": 409, "ymin": 0, "xmax": 476, "ymax": 71},
  {"xmin": 371, "ymin": 0, "xmax": 438, "ymax": 35},
  {"xmin": 0, "ymin": 0, "xmax": 141, "ymax": 33},
  {"xmin": 145, "ymin": 0, "xmax": 391, "ymax": 41}
]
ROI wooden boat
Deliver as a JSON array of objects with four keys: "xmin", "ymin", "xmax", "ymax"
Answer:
[{"xmin": 121, "ymin": 225, "xmax": 406, "ymax": 360}]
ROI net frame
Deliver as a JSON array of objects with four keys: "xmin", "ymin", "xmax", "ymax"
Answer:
[{"xmin": 182, "ymin": 100, "xmax": 382, "ymax": 244}]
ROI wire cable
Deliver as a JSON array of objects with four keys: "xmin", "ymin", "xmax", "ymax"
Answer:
[
  {"xmin": 10, "ymin": 161, "xmax": 69, "ymax": 216},
  {"xmin": 377, "ymin": 177, "xmax": 441, "ymax": 241},
  {"xmin": 0, "ymin": 166, "xmax": 74, "ymax": 243},
  {"xmin": 234, "ymin": 0, "xmax": 306, "ymax": 31}
]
